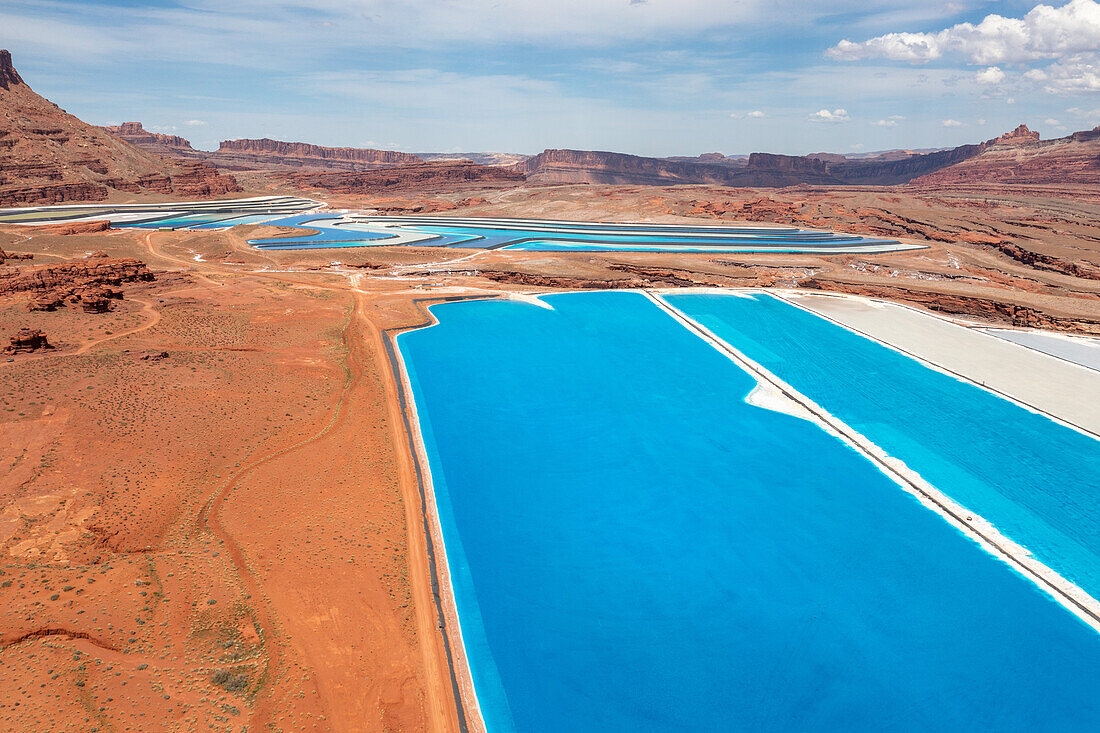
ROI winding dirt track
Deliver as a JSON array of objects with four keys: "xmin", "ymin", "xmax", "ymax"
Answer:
[
  {"xmin": 74, "ymin": 296, "xmax": 160, "ymax": 355},
  {"xmin": 134, "ymin": 230, "xmax": 462, "ymax": 731}
]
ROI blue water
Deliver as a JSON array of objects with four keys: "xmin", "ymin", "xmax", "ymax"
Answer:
[
  {"xmin": 247, "ymin": 214, "xmax": 395, "ymax": 248},
  {"xmin": 664, "ymin": 292, "xmax": 1100, "ymax": 600},
  {"xmin": 403, "ymin": 224, "xmax": 895, "ymax": 252},
  {"xmin": 398, "ymin": 291, "xmax": 1100, "ymax": 733},
  {"xmin": 502, "ymin": 240, "xmax": 887, "ymax": 253}
]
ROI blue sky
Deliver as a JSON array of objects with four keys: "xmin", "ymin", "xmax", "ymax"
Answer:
[{"xmin": 3, "ymin": 0, "xmax": 1098, "ymax": 155}]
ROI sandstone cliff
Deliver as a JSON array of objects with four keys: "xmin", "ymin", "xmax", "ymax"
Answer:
[
  {"xmin": 208, "ymin": 138, "xmax": 422, "ymax": 172},
  {"xmin": 0, "ymin": 257, "xmax": 153, "ymax": 296},
  {"xmin": 280, "ymin": 161, "xmax": 524, "ymax": 195},
  {"xmin": 0, "ymin": 50, "xmax": 240, "ymax": 206},
  {"xmin": 97, "ymin": 122, "xmax": 202, "ymax": 158},
  {"xmin": 517, "ymin": 123, "xmax": 1097, "ymax": 188},
  {"xmin": 828, "ymin": 143, "xmax": 985, "ymax": 185},
  {"xmin": 517, "ymin": 149, "xmax": 841, "ymax": 186},
  {"xmin": 912, "ymin": 125, "xmax": 1100, "ymax": 186}
]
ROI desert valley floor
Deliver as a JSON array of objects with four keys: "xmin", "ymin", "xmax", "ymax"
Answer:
[{"xmin": 1, "ymin": 178, "xmax": 1099, "ymax": 731}]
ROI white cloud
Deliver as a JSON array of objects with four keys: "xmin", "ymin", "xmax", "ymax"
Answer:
[
  {"xmin": 1029, "ymin": 56, "xmax": 1100, "ymax": 93},
  {"xmin": 747, "ymin": 110, "xmax": 766, "ymax": 118},
  {"xmin": 976, "ymin": 66, "xmax": 1005, "ymax": 84},
  {"xmin": 942, "ymin": 118, "xmax": 964, "ymax": 127},
  {"xmin": 185, "ymin": 119, "xmax": 208, "ymax": 126},
  {"xmin": 1045, "ymin": 117, "xmax": 1064, "ymax": 126},
  {"xmin": 729, "ymin": 109, "xmax": 766, "ymax": 119},
  {"xmin": 827, "ymin": 0, "xmax": 1100, "ymax": 65},
  {"xmin": 811, "ymin": 108, "xmax": 850, "ymax": 122},
  {"xmin": 872, "ymin": 118, "xmax": 898, "ymax": 126},
  {"xmin": 1067, "ymin": 106, "xmax": 1100, "ymax": 118}
]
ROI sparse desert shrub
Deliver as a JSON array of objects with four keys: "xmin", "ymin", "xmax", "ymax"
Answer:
[{"xmin": 211, "ymin": 668, "xmax": 249, "ymax": 693}]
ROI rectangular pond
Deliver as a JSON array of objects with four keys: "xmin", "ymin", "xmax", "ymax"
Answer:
[
  {"xmin": 396, "ymin": 290, "xmax": 1100, "ymax": 732},
  {"xmin": 663, "ymin": 291, "xmax": 1100, "ymax": 602}
]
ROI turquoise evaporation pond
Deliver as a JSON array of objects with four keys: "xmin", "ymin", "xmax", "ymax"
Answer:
[
  {"xmin": 397, "ymin": 291, "xmax": 1100, "ymax": 733},
  {"xmin": 663, "ymin": 292, "xmax": 1100, "ymax": 600},
  {"xmin": 404, "ymin": 224, "xmax": 892, "ymax": 251},
  {"xmin": 246, "ymin": 215, "xmax": 394, "ymax": 248}
]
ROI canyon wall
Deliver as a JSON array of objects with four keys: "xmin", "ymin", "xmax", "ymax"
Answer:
[
  {"xmin": 280, "ymin": 161, "xmax": 525, "ymax": 195},
  {"xmin": 912, "ymin": 126, "xmax": 1100, "ymax": 186},
  {"xmin": 97, "ymin": 122, "xmax": 203, "ymax": 158},
  {"xmin": 208, "ymin": 138, "xmax": 423, "ymax": 171},
  {"xmin": 517, "ymin": 149, "xmax": 841, "ymax": 186},
  {"xmin": 0, "ymin": 50, "xmax": 240, "ymax": 205},
  {"xmin": 517, "ymin": 124, "xmax": 1099, "ymax": 188}
]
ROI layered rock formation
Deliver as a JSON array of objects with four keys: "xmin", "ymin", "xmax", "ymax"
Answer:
[
  {"xmin": 913, "ymin": 125, "xmax": 1100, "ymax": 186},
  {"xmin": 208, "ymin": 139, "xmax": 422, "ymax": 172},
  {"xmin": 517, "ymin": 149, "xmax": 841, "ymax": 186},
  {"xmin": 416, "ymin": 152, "xmax": 529, "ymax": 168},
  {"xmin": 991, "ymin": 124, "xmax": 1041, "ymax": 145},
  {"xmin": 4, "ymin": 327, "xmax": 51, "ymax": 353},
  {"xmin": 0, "ymin": 254, "xmax": 152, "ymax": 299},
  {"xmin": 827, "ymin": 143, "xmax": 985, "ymax": 185},
  {"xmin": 29, "ymin": 219, "xmax": 112, "ymax": 236},
  {"xmin": 518, "ymin": 124, "xmax": 1098, "ymax": 188},
  {"xmin": 97, "ymin": 122, "xmax": 202, "ymax": 158},
  {"xmin": 280, "ymin": 161, "xmax": 525, "ymax": 195},
  {"xmin": 0, "ymin": 50, "xmax": 240, "ymax": 205},
  {"xmin": 0, "ymin": 50, "xmax": 23, "ymax": 90}
]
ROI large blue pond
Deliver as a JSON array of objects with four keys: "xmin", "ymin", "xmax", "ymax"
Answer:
[
  {"xmin": 664, "ymin": 292, "xmax": 1100, "ymax": 601},
  {"xmin": 397, "ymin": 291, "xmax": 1100, "ymax": 733}
]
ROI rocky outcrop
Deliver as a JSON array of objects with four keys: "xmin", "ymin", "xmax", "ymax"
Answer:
[
  {"xmin": 209, "ymin": 138, "xmax": 422, "ymax": 171},
  {"xmin": 991, "ymin": 124, "xmax": 1040, "ymax": 145},
  {"xmin": 912, "ymin": 126, "xmax": 1100, "ymax": 186},
  {"xmin": 0, "ymin": 50, "xmax": 240, "ymax": 205},
  {"xmin": 417, "ymin": 152, "xmax": 530, "ymax": 167},
  {"xmin": 30, "ymin": 219, "xmax": 112, "ymax": 236},
  {"xmin": 281, "ymin": 161, "xmax": 525, "ymax": 195},
  {"xmin": 0, "ymin": 257, "xmax": 153, "ymax": 297},
  {"xmin": 165, "ymin": 162, "xmax": 241, "ymax": 196},
  {"xmin": 0, "ymin": 182, "xmax": 108, "ymax": 206},
  {"xmin": 518, "ymin": 149, "xmax": 841, "ymax": 186},
  {"xmin": 0, "ymin": 248, "xmax": 33, "ymax": 263},
  {"xmin": 0, "ymin": 50, "xmax": 22, "ymax": 90},
  {"xmin": 4, "ymin": 328, "xmax": 51, "ymax": 353},
  {"xmin": 480, "ymin": 270, "xmax": 647, "ymax": 290},
  {"xmin": 746, "ymin": 152, "xmax": 828, "ymax": 175},
  {"xmin": 799, "ymin": 279, "xmax": 1100, "ymax": 335},
  {"xmin": 828, "ymin": 143, "xmax": 985, "ymax": 185},
  {"xmin": 97, "ymin": 122, "xmax": 201, "ymax": 158},
  {"xmin": 517, "ymin": 124, "xmax": 1097, "ymax": 188}
]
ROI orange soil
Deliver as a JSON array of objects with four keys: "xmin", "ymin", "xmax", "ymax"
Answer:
[{"xmin": 0, "ymin": 228, "xmax": 462, "ymax": 732}]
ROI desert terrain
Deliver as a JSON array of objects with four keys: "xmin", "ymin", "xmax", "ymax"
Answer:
[
  {"xmin": 3, "ymin": 176, "xmax": 1100, "ymax": 730},
  {"xmin": 2, "ymin": 44, "xmax": 1099, "ymax": 732}
]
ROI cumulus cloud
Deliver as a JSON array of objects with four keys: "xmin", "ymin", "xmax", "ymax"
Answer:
[
  {"xmin": 1067, "ymin": 106, "xmax": 1100, "ymax": 117},
  {"xmin": 811, "ymin": 108, "xmax": 850, "ymax": 122},
  {"xmin": 827, "ymin": 0, "xmax": 1100, "ymax": 65},
  {"xmin": 747, "ymin": 110, "xmax": 765, "ymax": 118},
  {"xmin": 976, "ymin": 66, "xmax": 1005, "ymax": 84},
  {"xmin": 729, "ymin": 109, "xmax": 766, "ymax": 119},
  {"xmin": 1026, "ymin": 56, "xmax": 1100, "ymax": 93},
  {"xmin": 186, "ymin": 119, "xmax": 208, "ymax": 126},
  {"xmin": 872, "ymin": 118, "xmax": 898, "ymax": 126},
  {"xmin": 942, "ymin": 119, "xmax": 964, "ymax": 127}
]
